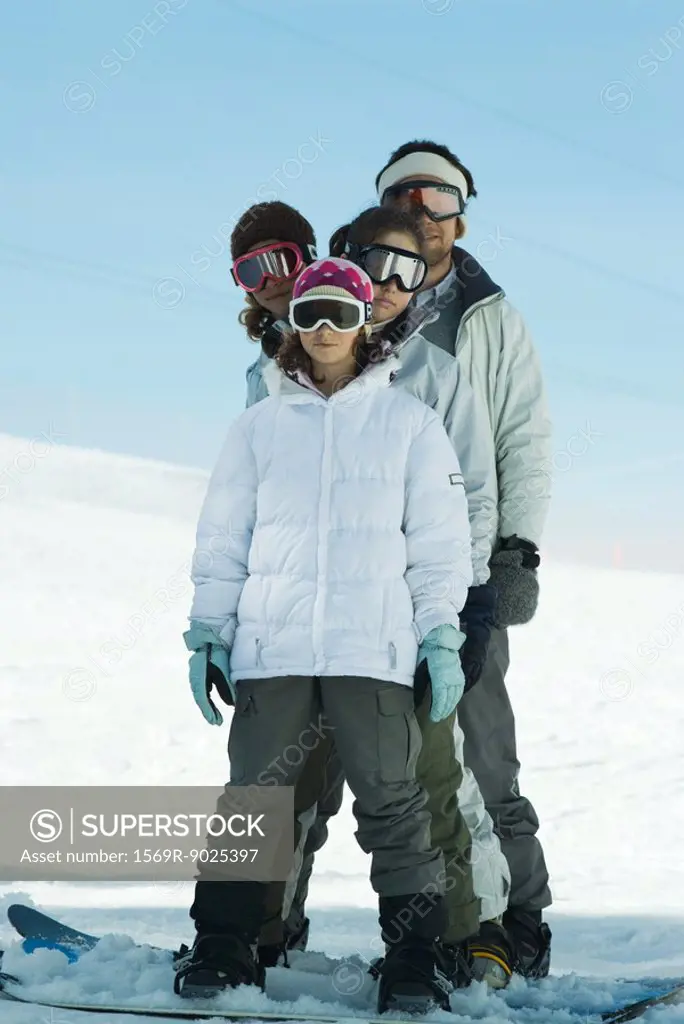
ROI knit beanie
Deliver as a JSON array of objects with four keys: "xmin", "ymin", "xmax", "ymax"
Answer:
[
  {"xmin": 292, "ymin": 258, "xmax": 375, "ymax": 342},
  {"xmin": 230, "ymin": 201, "xmax": 317, "ymax": 262},
  {"xmin": 292, "ymin": 257, "xmax": 374, "ymax": 305}
]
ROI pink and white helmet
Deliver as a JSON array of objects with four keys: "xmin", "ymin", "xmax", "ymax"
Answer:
[{"xmin": 292, "ymin": 256, "xmax": 374, "ymax": 322}]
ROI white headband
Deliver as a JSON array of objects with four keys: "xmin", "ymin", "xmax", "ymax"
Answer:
[{"xmin": 376, "ymin": 152, "xmax": 469, "ymax": 220}]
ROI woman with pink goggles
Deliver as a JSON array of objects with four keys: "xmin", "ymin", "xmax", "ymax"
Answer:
[{"xmin": 229, "ymin": 200, "xmax": 318, "ymax": 360}]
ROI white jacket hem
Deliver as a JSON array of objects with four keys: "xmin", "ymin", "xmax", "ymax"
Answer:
[{"xmin": 231, "ymin": 666, "xmax": 416, "ymax": 687}]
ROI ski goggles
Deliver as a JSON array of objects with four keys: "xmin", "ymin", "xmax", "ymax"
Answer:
[
  {"xmin": 380, "ymin": 179, "xmax": 465, "ymax": 222},
  {"xmin": 348, "ymin": 242, "xmax": 427, "ymax": 292},
  {"xmin": 231, "ymin": 242, "xmax": 305, "ymax": 292},
  {"xmin": 289, "ymin": 295, "xmax": 372, "ymax": 333}
]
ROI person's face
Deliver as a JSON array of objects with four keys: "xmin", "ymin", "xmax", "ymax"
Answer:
[
  {"xmin": 247, "ymin": 238, "xmax": 297, "ymax": 320},
  {"xmin": 371, "ymin": 229, "xmax": 420, "ymax": 323},
  {"xmin": 299, "ymin": 323, "xmax": 359, "ymax": 378},
  {"xmin": 386, "ymin": 174, "xmax": 462, "ymax": 268}
]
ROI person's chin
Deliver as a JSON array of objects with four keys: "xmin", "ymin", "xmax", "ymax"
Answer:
[
  {"xmin": 421, "ymin": 231, "xmax": 446, "ymax": 254},
  {"xmin": 374, "ymin": 297, "xmax": 399, "ymax": 319},
  {"xmin": 259, "ymin": 296, "xmax": 290, "ymax": 319}
]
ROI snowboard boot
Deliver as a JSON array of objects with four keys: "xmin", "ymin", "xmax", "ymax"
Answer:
[
  {"xmin": 467, "ymin": 919, "xmax": 515, "ymax": 989},
  {"xmin": 376, "ymin": 937, "xmax": 453, "ymax": 1015},
  {"xmin": 439, "ymin": 939, "xmax": 474, "ymax": 989},
  {"xmin": 173, "ymin": 931, "xmax": 265, "ymax": 999},
  {"xmin": 502, "ymin": 908, "xmax": 552, "ymax": 979}
]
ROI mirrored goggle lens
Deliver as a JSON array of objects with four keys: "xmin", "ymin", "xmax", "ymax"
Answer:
[
  {"xmin": 385, "ymin": 184, "xmax": 464, "ymax": 220},
  {"xmin": 235, "ymin": 246, "xmax": 300, "ymax": 290},
  {"xmin": 362, "ymin": 247, "xmax": 427, "ymax": 291},
  {"xmin": 291, "ymin": 298, "xmax": 363, "ymax": 331}
]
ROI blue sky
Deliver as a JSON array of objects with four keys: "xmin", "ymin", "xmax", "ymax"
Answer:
[{"xmin": 2, "ymin": 0, "xmax": 683, "ymax": 571}]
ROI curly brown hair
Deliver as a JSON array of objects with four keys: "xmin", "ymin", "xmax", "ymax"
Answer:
[
  {"xmin": 238, "ymin": 295, "xmax": 275, "ymax": 343},
  {"xmin": 275, "ymin": 325, "xmax": 388, "ymax": 388}
]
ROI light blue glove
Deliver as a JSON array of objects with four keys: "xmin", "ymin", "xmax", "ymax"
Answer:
[
  {"xmin": 417, "ymin": 624, "xmax": 467, "ymax": 723},
  {"xmin": 183, "ymin": 622, "xmax": 235, "ymax": 727}
]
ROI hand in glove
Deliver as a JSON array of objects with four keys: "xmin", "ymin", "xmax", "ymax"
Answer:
[
  {"xmin": 459, "ymin": 583, "xmax": 497, "ymax": 692},
  {"xmin": 488, "ymin": 535, "xmax": 540, "ymax": 628},
  {"xmin": 183, "ymin": 622, "xmax": 235, "ymax": 726},
  {"xmin": 417, "ymin": 624, "xmax": 467, "ymax": 723}
]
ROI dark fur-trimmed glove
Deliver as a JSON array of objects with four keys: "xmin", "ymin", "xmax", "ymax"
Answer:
[
  {"xmin": 489, "ymin": 535, "xmax": 540, "ymax": 629},
  {"xmin": 459, "ymin": 583, "xmax": 497, "ymax": 692}
]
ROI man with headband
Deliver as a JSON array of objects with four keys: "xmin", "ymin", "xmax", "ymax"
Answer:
[{"xmin": 373, "ymin": 140, "xmax": 553, "ymax": 980}]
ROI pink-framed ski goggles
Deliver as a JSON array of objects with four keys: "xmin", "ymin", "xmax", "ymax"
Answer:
[{"xmin": 231, "ymin": 242, "xmax": 309, "ymax": 293}]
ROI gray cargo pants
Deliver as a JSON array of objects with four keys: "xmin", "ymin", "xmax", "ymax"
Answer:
[
  {"xmin": 458, "ymin": 627, "xmax": 551, "ymax": 911},
  {"xmin": 228, "ymin": 675, "xmax": 445, "ymax": 910},
  {"xmin": 283, "ymin": 667, "xmax": 479, "ymax": 945}
]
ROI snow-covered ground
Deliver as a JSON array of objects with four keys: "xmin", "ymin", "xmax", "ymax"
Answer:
[{"xmin": 1, "ymin": 432, "xmax": 684, "ymax": 1022}]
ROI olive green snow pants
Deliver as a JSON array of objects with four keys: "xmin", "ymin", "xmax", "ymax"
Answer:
[{"xmin": 257, "ymin": 663, "xmax": 479, "ymax": 947}]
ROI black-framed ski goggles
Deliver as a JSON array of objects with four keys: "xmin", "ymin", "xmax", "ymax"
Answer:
[
  {"xmin": 289, "ymin": 295, "xmax": 371, "ymax": 333},
  {"xmin": 381, "ymin": 178, "xmax": 466, "ymax": 222},
  {"xmin": 346, "ymin": 242, "xmax": 428, "ymax": 293}
]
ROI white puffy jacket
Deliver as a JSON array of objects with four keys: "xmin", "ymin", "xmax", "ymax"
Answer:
[
  {"xmin": 246, "ymin": 317, "xmax": 496, "ymax": 586},
  {"xmin": 190, "ymin": 353, "xmax": 473, "ymax": 687}
]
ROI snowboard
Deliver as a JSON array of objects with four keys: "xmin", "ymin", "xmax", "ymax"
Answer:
[
  {"xmin": 7, "ymin": 905, "xmax": 684, "ymax": 1023},
  {"xmin": 1, "ymin": 907, "xmax": 387, "ymax": 1021},
  {"xmin": 3, "ymin": 962, "xmax": 684, "ymax": 1024},
  {"xmin": 5, "ymin": 903, "xmax": 365, "ymax": 981},
  {"xmin": 600, "ymin": 980, "xmax": 684, "ymax": 1023},
  {"xmin": 0, "ymin": 943, "xmax": 428, "ymax": 1024},
  {"xmin": 0, "ymin": 977, "xmax": 420, "ymax": 1023},
  {"xmin": 8, "ymin": 902, "xmax": 161, "ymax": 958}
]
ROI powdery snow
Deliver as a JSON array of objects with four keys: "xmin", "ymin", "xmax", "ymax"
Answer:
[{"xmin": 1, "ymin": 433, "xmax": 684, "ymax": 1022}]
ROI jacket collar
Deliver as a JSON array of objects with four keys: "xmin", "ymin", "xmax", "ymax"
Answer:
[
  {"xmin": 375, "ymin": 246, "xmax": 504, "ymax": 353},
  {"xmin": 452, "ymin": 245, "xmax": 504, "ymax": 311},
  {"xmin": 376, "ymin": 303, "xmax": 440, "ymax": 353},
  {"xmin": 263, "ymin": 352, "xmax": 401, "ymax": 403}
]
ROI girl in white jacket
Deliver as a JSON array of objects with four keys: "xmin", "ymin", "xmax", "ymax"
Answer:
[{"xmin": 177, "ymin": 258, "xmax": 474, "ymax": 1016}]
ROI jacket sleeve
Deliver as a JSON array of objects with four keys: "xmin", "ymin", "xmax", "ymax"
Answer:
[
  {"xmin": 403, "ymin": 409, "xmax": 474, "ymax": 642},
  {"xmin": 245, "ymin": 356, "xmax": 269, "ymax": 408},
  {"xmin": 189, "ymin": 417, "xmax": 258, "ymax": 646},
  {"xmin": 437, "ymin": 361, "xmax": 497, "ymax": 586},
  {"xmin": 493, "ymin": 300, "xmax": 553, "ymax": 547}
]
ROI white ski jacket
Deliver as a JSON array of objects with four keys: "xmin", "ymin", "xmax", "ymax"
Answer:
[
  {"xmin": 190, "ymin": 354, "xmax": 473, "ymax": 687},
  {"xmin": 246, "ymin": 318, "xmax": 497, "ymax": 587}
]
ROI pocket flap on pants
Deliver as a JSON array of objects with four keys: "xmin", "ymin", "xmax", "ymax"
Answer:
[{"xmin": 377, "ymin": 686, "xmax": 411, "ymax": 716}]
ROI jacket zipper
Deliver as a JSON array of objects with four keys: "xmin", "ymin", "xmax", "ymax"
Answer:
[
  {"xmin": 255, "ymin": 637, "xmax": 263, "ymax": 666},
  {"xmin": 388, "ymin": 642, "xmax": 397, "ymax": 670},
  {"xmin": 311, "ymin": 403, "xmax": 333, "ymax": 673},
  {"xmin": 454, "ymin": 293, "xmax": 501, "ymax": 354}
]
